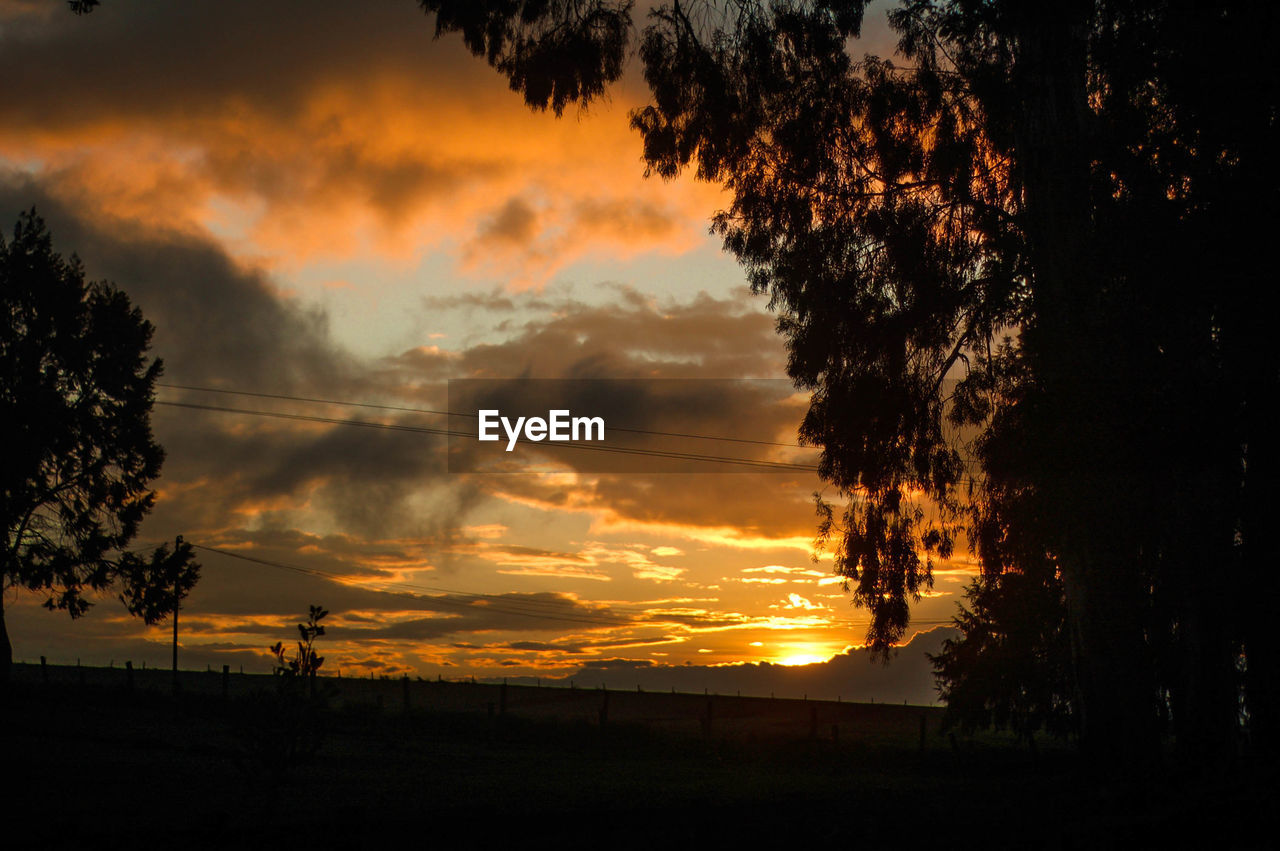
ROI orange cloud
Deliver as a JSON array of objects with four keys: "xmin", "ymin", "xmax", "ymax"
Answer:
[{"xmin": 0, "ymin": 16, "xmax": 726, "ymax": 284}]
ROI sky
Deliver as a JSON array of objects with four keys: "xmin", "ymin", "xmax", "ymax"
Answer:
[{"xmin": 0, "ymin": 0, "xmax": 968, "ymax": 701}]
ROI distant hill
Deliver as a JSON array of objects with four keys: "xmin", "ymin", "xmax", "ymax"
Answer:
[{"xmin": 489, "ymin": 626, "xmax": 956, "ymax": 705}]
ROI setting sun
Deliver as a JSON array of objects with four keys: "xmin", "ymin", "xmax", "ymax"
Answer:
[{"xmin": 775, "ymin": 647, "xmax": 833, "ymax": 666}]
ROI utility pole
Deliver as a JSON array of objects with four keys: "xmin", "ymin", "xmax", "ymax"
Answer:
[{"xmin": 172, "ymin": 534, "xmax": 182, "ymax": 694}]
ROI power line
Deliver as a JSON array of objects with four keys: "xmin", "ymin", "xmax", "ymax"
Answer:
[
  {"xmin": 156, "ymin": 383, "xmax": 987, "ymax": 483},
  {"xmin": 155, "ymin": 400, "xmax": 822, "ymax": 472},
  {"xmin": 158, "ymin": 382, "xmax": 812, "ymax": 449},
  {"xmin": 157, "ymin": 399, "xmax": 987, "ymax": 488}
]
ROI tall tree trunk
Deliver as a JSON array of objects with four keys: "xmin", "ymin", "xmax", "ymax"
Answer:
[
  {"xmin": 0, "ymin": 594, "xmax": 11, "ymax": 688},
  {"xmin": 1058, "ymin": 526, "xmax": 1160, "ymax": 769},
  {"xmin": 1242, "ymin": 390, "xmax": 1280, "ymax": 761},
  {"xmin": 1010, "ymin": 3, "xmax": 1163, "ymax": 770},
  {"xmin": 1244, "ymin": 619, "xmax": 1278, "ymax": 761},
  {"xmin": 1174, "ymin": 561, "xmax": 1240, "ymax": 769}
]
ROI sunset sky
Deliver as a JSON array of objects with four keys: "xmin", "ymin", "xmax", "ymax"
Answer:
[{"xmin": 0, "ymin": 0, "xmax": 967, "ymax": 699}]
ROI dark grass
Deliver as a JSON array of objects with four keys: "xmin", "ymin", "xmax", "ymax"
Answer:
[{"xmin": 5, "ymin": 676, "xmax": 1273, "ymax": 849}]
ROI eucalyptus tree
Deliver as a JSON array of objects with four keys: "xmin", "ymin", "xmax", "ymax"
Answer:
[{"xmin": 421, "ymin": 0, "xmax": 1274, "ymax": 767}]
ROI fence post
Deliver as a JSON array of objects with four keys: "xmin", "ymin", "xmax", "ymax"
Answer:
[
  {"xmin": 222, "ymin": 664, "xmax": 230, "ymax": 700},
  {"xmin": 125, "ymin": 660, "xmax": 134, "ymax": 692},
  {"xmin": 500, "ymin": 679, "xmax": 508, "ymax": 716},
  {"xmin": 40, "ymin": 656, "xmax": 48, "ymax": 685},
  {"xmin": 403, "ymin": 674, "xmax": 411, "ymax": 713},
  {"xmin": 599, "ymin": 690, "xmax": 609, "ymax": 727}
]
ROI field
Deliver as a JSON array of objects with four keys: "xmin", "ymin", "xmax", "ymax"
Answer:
[{"xmin": 6, "ymin": 663, "xmax": 1271, "ymax": 849}]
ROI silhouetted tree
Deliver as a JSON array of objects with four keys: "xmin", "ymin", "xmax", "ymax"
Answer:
[
  {"xmin": 932, "ymin": 459, "xmax": 1075, "ymax": 745},
  {"xmin": 422, "ymin": 1, "xmax": 1277, "ymax": 770},
  {"xmin": 424, "ymin": 0, "xmax": 632, "ymax": 116},
  {"xmin": 0, "ymin": 210, "xmax": 196, "ymax": 684},
  {"xmin": 116, "ymin": 538, "xmax": 201, "ymax": 624},
  {"xmin": 234, "ymin": 605, "xmax": 330, "ymax": 778},
  {"xmin": 931, "ymin": 573, "xmax": 1074, "ymax": 746}
]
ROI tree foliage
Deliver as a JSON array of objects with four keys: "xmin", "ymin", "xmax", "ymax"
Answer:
[
  {"xmin": 423, "ymin": 0, "xmax": 1278, "ymax": 767},
  {"xmin": 116, "ymin": 538, "xmax": 201, "ymax": 625},
  {"xmin": 0, "ymin": 210, "xmax": 196, "ymax": 678},
  {"xmin": 930, "ymin": 572, "xmax": 1074, "ymax": 745},
  {"xmin": 420, "ymin": 1, "xmax": 634, "ymax": 115}
]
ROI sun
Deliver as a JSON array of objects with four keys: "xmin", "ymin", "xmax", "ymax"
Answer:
[{"xmin": 774, "ymin": 645, "xmax": 832, "ymax": 666}]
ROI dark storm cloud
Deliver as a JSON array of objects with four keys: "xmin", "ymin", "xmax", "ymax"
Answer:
[
  {"xmin": 138, "ymin": 534, "xmax": 645, "ymax": 639},
  {"xmin": 1, "ymin": 168, "xmax": 814, "ymax": 554},
  {"xmin": 579, "ymin": 658, "xmax": 654, "ymax": 670},
  {"xmin": 0, "ymin": 0, "xmax": 684, "ymax": 263},
  {"xmin": 383, "ymin": 285, "xmax": 822, "ymax": 537},
  {"xmin": 0, "ymin": 174, "xmax": 483, "ymax": 542},
  {"xmin": 0, "ymin": 0, "xmax": 491, "ymax": 132},
  {"xmin": 334, "ymin": 592, "xmax": 638, "ymax": 641},
  {"xmin": 0, "ymin": 174, "xmax": 350, "ymax": 391}
]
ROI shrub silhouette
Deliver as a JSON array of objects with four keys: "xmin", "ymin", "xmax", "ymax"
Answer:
[{"xmin": 233, "ymin": 605, "xmax": 331, "ymax": 779}]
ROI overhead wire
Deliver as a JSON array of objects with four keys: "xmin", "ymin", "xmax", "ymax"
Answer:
[
  {"xmin": 156, "ymin": 394, "xmax": 985, "ymax": 485},
  {"xmin": 150, "ymin": 383, "xmax": 969, "ymax": 633},
  {"xmin": 157, "ymin": 382, "xmax": 813, "ymax": 449},
  {"xmin": 155, "ymin": 399, "xmax": 824, "ymax": 472}
]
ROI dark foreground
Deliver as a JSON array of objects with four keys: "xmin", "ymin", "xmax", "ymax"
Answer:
[{"xmin": 5, "ymin": 671, "xmax": 1273, "ymax": 849}]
